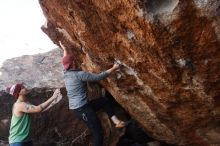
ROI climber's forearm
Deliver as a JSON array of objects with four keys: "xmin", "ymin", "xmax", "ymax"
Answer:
[{"xmin": 59, "ymin": 41, "xmax": 70, "ymax": 56}]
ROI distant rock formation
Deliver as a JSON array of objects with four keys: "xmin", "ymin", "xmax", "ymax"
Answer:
[
  {"xmin": 0, "ymin": 49, "xmax": 64, "ymax": 90},
  {"xmin": 39, "ymin": 0, "xmax": 220, "ymax": 145}
]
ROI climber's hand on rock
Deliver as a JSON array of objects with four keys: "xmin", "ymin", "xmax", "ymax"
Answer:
[
  {"xmin": 106, "ymin": 63, "xmax": 121, "ymax": 74},
  {"xmin": 112, "ymin": 63, "xmax": 120, "ymax": 70}
]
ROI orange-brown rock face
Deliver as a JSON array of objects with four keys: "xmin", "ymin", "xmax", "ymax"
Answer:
[{"xmin": 39, "ymin": 0, "xmax": 220, "ymax": 145}]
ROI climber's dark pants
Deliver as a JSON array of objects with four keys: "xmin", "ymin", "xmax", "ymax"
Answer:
[{"xmin": 73, "ymin": 97, "xmax": 115, "ymax": 146}]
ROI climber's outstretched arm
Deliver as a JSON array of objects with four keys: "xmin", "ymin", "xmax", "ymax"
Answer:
[{"xmin": 59, "ymin": 41, "xmax": 71, "ymax": 57}]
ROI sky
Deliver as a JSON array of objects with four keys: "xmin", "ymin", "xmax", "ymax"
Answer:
[{"xmin": 0, "ymin": 0, "xmax": 57, "ymax": 67}]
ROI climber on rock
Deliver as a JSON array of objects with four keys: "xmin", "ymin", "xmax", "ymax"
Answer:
[
  {"xmin": 60, "ymin": 43, "xmax": 126, "ymax": 146},
  {"xmin": 6, "ymin": 84, "xmax": 62, "ymax": 146}
]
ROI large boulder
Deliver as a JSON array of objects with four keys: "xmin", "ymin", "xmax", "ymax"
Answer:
[
  {"xmin": 0, "ymin": 49, "xmax": 125, "ymax": 146},
  {"xmin": 39, "ymin": 0, "xmax": 220, "ymax": 145}
]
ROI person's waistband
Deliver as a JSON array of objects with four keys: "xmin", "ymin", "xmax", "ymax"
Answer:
[{"xmin": 72, "ymin": 103, "xmax": 89, "ymax": 112}]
